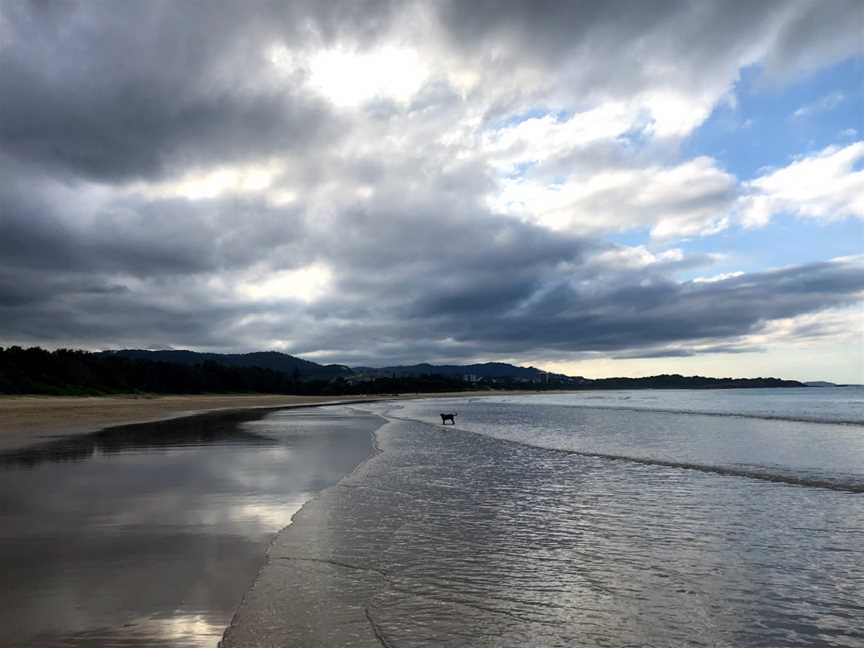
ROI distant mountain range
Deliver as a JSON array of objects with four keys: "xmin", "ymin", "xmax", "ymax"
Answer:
[
  {"xmin": 101, "ymin": 350, "xmax": 352, "ymax": 380},
  {"xmin": 103, "ymin": 349, "xmax": 806, "ymax": 389},
  {"xmin": 353, "ymin": 362, "xmax": 566, "ymax": 381},
  {"xmin": 104, "ymin": 351, "xmax": 557, "ymax": 382}
]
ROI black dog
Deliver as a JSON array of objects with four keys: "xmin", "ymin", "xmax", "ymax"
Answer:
[{"xmin": 440, "ymin": 413, "xmax": 457, "ymax": 425}]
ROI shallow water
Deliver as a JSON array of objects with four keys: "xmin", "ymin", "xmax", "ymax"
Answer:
[
  {"xmin": 484, "ymin": 386, "xmax": 864, "ymax": 424},
  {"xmin": 226, "ymin": 389, "xmax": 864, "ymax": 647},
  {"xmin": 395, "ymin": 389, "xmax": 864, "ymax": 492},
  {"xmin": 0, "ymin": 406, "xmax": 380, "ymax": 647}
]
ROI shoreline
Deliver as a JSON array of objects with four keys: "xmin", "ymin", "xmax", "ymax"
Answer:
[
  {"xmin": 221, "ymin": 405, "xmax": 399, "ymax": 648},
  {"xmin": 0, "ymin": 391, "xmax": 531, "ymax": 454},
  {"xmin": 222, "ymin": 405, "xmax": 392, "ymax": 647},
  {"xmin": 0, "ymin": 402, "xmax": 388, "ymax": 647}
]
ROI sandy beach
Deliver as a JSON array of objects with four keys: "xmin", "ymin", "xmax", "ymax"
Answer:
[
  {"xmin": 0, "ymin": 394, "xmax": 392, "ymax": 453},
  {"xmin": 0, "ymin": 391, "xmax": 524, "ymax": 453},
  {"xmin": 0, "ymin": 403, "xmax": 389, "ymax": 647}
]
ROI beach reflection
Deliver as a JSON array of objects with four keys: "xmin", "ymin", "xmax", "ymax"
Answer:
[{"xmin": 0, "ymin": 407, "xmax": 380, "ymax": 648}]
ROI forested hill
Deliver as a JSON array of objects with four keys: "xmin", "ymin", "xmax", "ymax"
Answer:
[
  {"xmin": 352, "ymin": 362, "xmax": 563, "ymax": 380},
  {"xmin": 103, "ymin": 349, "xmax": 351, "ymax": 380},
  {"xmin": 0, "ymin": 346, "xmax": 806, "ymax": 396},
  {"xmin": 585, "ymin": 374, "xmax": 805, "ymax": 389}
]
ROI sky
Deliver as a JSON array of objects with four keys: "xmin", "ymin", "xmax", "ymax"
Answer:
[{"xmin": 0, "ymin": 1, "xmax": 862, "ymax": 382}]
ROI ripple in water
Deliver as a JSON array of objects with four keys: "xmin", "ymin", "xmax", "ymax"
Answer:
[{"xmin": 225, "ymin": 397, "xmax": 864, "ymax": 648}]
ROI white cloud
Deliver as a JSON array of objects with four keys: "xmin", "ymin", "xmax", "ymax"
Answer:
[
  {"xmin": 491, "ymin": 156, "xmax": 735, "ymax": 239},
  {"xmin": 693, "ymin": 271, "xmax": 745, "ymax": 284},
  {"xmin": 637, "ymin": 88, "xmax": 717, "ymax": 138},
  {"xmin": 791, "ymin": 91, "xmax": 845, "ymax": 119},
  {"xmin": 590, "ymin": 246, "xmax": 685, "ymax": 270},
  {"xmin": 482, "ymin": 104, "xmax": 637, "ymax": 173},
  {"xmin": 751, "ymin": 302, "xmax": 864, "ymax": 346},
  {"xmin": 739, "ymin": 141, "xmax": 864, "ymax": 227},
  {"xmin": 129, "ymin": 160, "xmax": 286, "ymax": 200},
  {"xmin": 235, "ymin": 264, "xmax": 333, "ymax": 303},
  {"xmin": 179, "ymin": 4, "xmax": 863, "ymax": 247},
  {"xmin": 306, "ymin": 45, "xmax": 429, "ymax": 107}
]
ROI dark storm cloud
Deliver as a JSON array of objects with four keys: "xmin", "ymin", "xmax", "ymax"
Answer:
[
  {"xmin": 1, "ymin": 170, "xmax": 860, "ymax": 359},
  {"xmin": 0, "ymin": 268, "xmax": 128, "ymax": 308},
  {"xmin": 0, "ymin": 1, "xmax": 860, "ymax": 365},
  {"xmin": 0, "ymin": 1, "xmax": 398, "ymax": 181},
  {"xmin": 762, "ymin": 0, "xmax": 864, "ymax": 75},
  {"xmin": 438, "ymin": 0, "xmax": 862, "ymax": 83},
  {"xmin": 0, "ymin": 268, "xmax": 277, "ymax": 349},
  {"xmin": 0, "ymin": 164, "xmax": 310, "ymax": 276},
  {"xmin": 437, "ymin": 0, "xmax": 864, "ymax": 128},
  {"xmin": 273, "ymin": 183, "xmax": 864, "ymax": 363},
  {"xmin": 466, "ymin": 260, "xmax": 864, "ymax": 352},
  {"xmin": 284, "ymin": 249, "xmax": 864, "ymax": 365},
  {"xmin": 612, "ymin": 345, "xmax": 763, "ymax": 360}
]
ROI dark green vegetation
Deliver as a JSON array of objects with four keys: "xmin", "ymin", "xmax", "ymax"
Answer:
[
  {"xmin": 0, "ymin": 347, "xmax": 476, "ymax": 396},
  {"xmin": 0, "ymin": 347, "xmax": 805, "ymax": 396},
  {"xmin": 354, "ymin": 362, "xmax": 556, "ymax": 381},
  {"xmin": 105, "ymin": 349, "xmax": 352, "ymax": 380}
]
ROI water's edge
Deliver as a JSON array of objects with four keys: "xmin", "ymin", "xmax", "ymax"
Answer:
[{"xmin": 219, "ymin": 406, "xmax": 390, "ymax": 647}]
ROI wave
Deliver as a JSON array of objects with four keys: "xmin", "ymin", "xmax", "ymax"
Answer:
[
  {"xmin": 558, "ymin": 449, "xmax": 864, "ymax": 494},
  {"xmin": 382, "ymin": 408, "xmax": 864, "ymax": 494},
  {"xmin": 489, "ymin": 401, "xmax": 864, "ymax": 427}
]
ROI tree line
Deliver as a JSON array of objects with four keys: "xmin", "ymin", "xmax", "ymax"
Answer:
[
  {"xmin": 0, "ymin": 346, "xmax": 804, "ymax": 396},
  {"xmin": 0, "ymin": 346, "xmax": 486, "ymax": 396}
]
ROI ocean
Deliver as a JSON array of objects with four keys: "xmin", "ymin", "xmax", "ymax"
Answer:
[{"xmin": 226, "ymin": 387, "xmax": 864, "ymax": 647}]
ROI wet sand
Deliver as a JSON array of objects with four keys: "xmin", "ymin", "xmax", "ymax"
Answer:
[
  {"xmin": 0, "ymin": 391, "xmax": 523, "ymax": 453},
  {"xmin": 0, "ymin": 405, "xmax": 387, "ymax": 647},
  {"xmin": 0, "ymin": 394, "xmax": 382, "ymax": 453}
]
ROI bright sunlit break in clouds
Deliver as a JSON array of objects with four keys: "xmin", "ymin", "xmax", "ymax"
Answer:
[{"xmin": 0, "ymin": 1, "xmax": 862, "ymax": 382}]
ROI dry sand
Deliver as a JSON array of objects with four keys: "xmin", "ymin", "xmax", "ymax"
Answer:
[{"xmin": 0, "ymin": 391, "xmax": 520, "ymax": 453}]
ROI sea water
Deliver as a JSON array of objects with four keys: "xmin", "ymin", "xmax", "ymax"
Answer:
[{"xmin": 226, "ymin": 387, "xmax": 864, "ymax": 647}]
